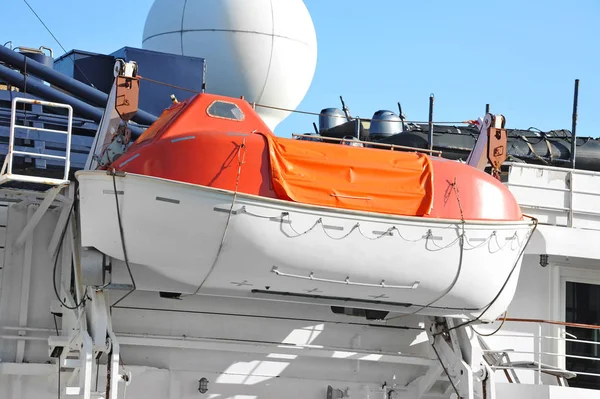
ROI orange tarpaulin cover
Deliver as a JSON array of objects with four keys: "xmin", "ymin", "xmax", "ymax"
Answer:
[{"xmin": 264, "ymin": 135, "xmax": 434, "ymax": 216}]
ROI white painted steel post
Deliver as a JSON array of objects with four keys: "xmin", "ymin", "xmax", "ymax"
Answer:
[
  {"xmin": 15, "ymin": 205, "xmax": 35, "ymax": 362},
  {"xmin": 538, "ymin": 322, "xmax": 542, "ymax": 384},
  {"xmin": 568, "ymin": 170, "xmax": 574, "ymax": 228},
  {"xmin": 8, "ymin": 97, "xmax": 18, "ymax": 176},
  {"xmin": 64, "ymin": 104, "xmax": 73, "ymax": 180}
]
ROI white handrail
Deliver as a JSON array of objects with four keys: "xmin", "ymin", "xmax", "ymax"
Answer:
[
  {"xmin": 2, "ymin": 97, "xmax": 73, "ymax": 186},
  {"xmin": 505, "ymin": 162, "xmax": 600, "ymax": 229},
  {"xmin": 480, "ymin": 319, "xmax": 600, "ymax": 385}
]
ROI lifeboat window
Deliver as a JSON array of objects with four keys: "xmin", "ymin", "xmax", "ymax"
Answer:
[{"xmin": 207, "ymin": 101, "xmax": 245, "ymax": 121}]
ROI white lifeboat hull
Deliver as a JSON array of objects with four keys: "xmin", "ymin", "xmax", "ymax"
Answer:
[{"xmin": 76, "ymin": 171, "xmax": 534, "ymax": 321}]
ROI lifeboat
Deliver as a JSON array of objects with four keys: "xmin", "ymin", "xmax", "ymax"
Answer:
[{"xmin": 76, "ymin": 93, "xmax": 535, "ymax": 321}]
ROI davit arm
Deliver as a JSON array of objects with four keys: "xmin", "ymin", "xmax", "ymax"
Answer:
[
  {"xmin": 85, "ymin": 60, "xmax": 140, "ymax": 170},
  {"xmin": 467, "ymin": 113, "xmax": 508, "ymax": 179}
]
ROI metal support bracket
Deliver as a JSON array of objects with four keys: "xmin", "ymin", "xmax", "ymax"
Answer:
[
  {"xmin": 49, "ymin": 287, "xmax": 131, "ymax": 399},
  {"xmin": 45, "ymin": 217, "xmax": 130, "ymax": 398},
  {"xmin": 15, "ymin": 185, "xmax": 65, "ymax": 248},
  {"xmin": 413, "ymin": 317, "xmax": 495, "ymax": 399},
  {"xmin": 86, "ymin": 60, "xmax": 139, "ymax": 171},
  {"xmin": 407, "ymin": 363, "xmax": 444, "ymax": 398},
  {"xmin": 467, "ymin": 113, "xmax": 507, "ymax": 179},
  {"xmin": 48, "ymin": 185, "xmax": 75, "ymax": 257},
  {"xmin": 86, "ymin": 288, "xmax": 110, "ymax": 353}
]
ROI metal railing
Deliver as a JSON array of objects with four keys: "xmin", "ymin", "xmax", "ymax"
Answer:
[
  {"xmin": 0, "ymin": 97, "xmax": 73, "ymax": 186},
  {"xmin": 504, "ymin": 162, "xmax": 600, "ymax": 229},
  {"xmin": 478, "ymin": 317, "xmax": 600, "ymax": 387},
  {"xmin": 291, "ymin": 133, "xmax": 443, "ymax": 156}
]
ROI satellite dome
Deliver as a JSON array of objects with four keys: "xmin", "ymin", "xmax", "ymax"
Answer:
[{"xmin": 142, "ymin": 0, "xmax": 318, "ymax": 131}]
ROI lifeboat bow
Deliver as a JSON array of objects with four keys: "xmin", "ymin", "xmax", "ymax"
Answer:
[{"xmin": 76, "ymin": 93, "xmax": 536, "ymax": 322}]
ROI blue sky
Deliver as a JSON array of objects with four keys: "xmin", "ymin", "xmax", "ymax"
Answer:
[{"xmin": 2, "ymin": 0, "xmax": 599, "ymax": 137}]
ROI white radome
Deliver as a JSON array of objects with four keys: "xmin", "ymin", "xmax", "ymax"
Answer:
[{"xmin": 142, "ymin": 0, "xmax": 318, "ymax": 131}]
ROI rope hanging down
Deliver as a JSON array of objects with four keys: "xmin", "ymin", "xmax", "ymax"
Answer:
[
  {"xmin": 438, "ymin": 214, "xmax": 538, "ymax": 334},
  {"xmin": 110, "ymin": 169, "xmax": 137, "ymax": 309},
  {"xmin": 186, "ymin": 138, "xmax": 248, "ymax": 297},
  {"xmin": 52, "ymin": 200, "xmax": 86, "ymax": 310},
  {"xmin": 388, "ymin": 180, "xmax": 467, "ymax": 321}
]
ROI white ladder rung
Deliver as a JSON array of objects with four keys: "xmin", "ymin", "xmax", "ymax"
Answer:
[
  {"xmin": 12, "ymin": 150, "xmax": 68, "ymax": 161},
  {"xmin": 11, "ymin": 125, "xmax": 70, "ymax": 135}
]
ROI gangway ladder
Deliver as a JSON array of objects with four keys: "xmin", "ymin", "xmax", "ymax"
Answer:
[{"xmin": 0, "ymin": 97, "xmax": 73, "ymax": 186}]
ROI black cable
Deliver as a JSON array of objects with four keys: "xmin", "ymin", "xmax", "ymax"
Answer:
[
  {"xmin": 57, "ymin": 358, "xmax": 60, "ymax": 399},
  {"xmin": 138, "ymin": 75, "xmax": 201, "ymax": 94},
  {"xmin": 49, "ymin": 199, "xmax": 77, "ymax": 399},
  {"xmin": 473, "ymin": 311, "xmax": 507, "ymax": 337},
  {"xmin": 21, "ymin": 0, "xmax": 96, "ymax": 87},
  {"xmin": 95, "ymin": 357, "xmax": 100, "ymax": 392},
  {"xmin": 51, "ymin": 173, "xmax": 134, "ymax": 311},
  {"xmin": 109, "ymin": 170, "xmax": 136, "ymax": 309},
  {"xmin": 387, "ymin": 181, "xmax": 466, "ymax": 321},
  {"xmin": 419, "ymin": 180, "xmax": 466, "ymax": 309},
  {"xmin": 440, "ymin": 216, "xmax": 538, "ymax": 335},
  {"xmin": 431, "ymin": 341, "xmax": 461, "ymax": 398},
  {"xmin": 52, "ymin": 201, "xmax": 85, "ymax": 310},
  {"xmin": 52, "ymin": 314, "xmax": 59, "ymax": 335}
]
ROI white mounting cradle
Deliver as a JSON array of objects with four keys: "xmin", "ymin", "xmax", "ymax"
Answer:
[
  {"xmin": 49, "ymin": 288, "xmax": 131, "ymax": 399},
  {"xmin": 1, "ymin": 97, "xmax": 73, "ymax": 186},
  {"xmin": 406, "ymin": 317, "xmax": 496, "ymax": 399}
]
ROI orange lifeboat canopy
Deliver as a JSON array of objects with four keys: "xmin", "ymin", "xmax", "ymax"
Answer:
[{"xmin": 111, "ymin": 93, "xmax": 523, "ymax": 222}]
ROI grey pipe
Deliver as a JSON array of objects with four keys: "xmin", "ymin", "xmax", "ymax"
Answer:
[
  {"xmin": 0, "ymin": 45, "xmax": 157, "ymax": 126},
  {"xmin": 0, "ymin": 63, "xmax": 144, "ymax": 136}
]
